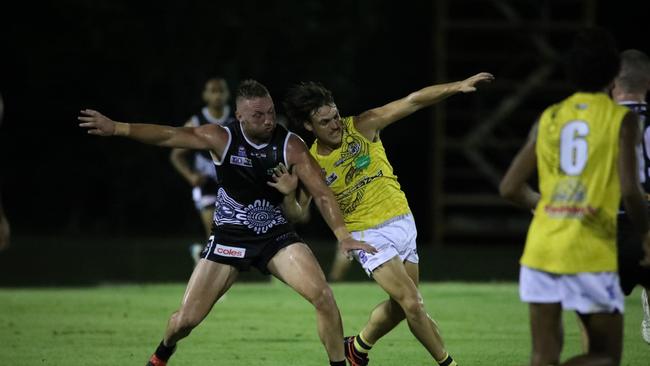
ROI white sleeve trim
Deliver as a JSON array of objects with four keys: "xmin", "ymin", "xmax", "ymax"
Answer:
[
  {"xmin": 188, "ymin": 115, "xmax": 200, "ymax": 127},
  {"xmin": 211, "ymin": 127, "xmax": 232, "ymax": 166},
  {"xmin": 284, "ymin": 132, "xmax": 302, "ymax": 166}
]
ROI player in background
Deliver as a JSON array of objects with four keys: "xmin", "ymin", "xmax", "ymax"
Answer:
[
  {"xmin": 500, "ymin": 28, "xmax": 650, "ymax": 366},
  {"xmin": 170, "ymin": 77, "xmax": 236, "ymax": 263},
  {"xmin": 327, "ymin": 242, "xmax": 353, "ymax": 281}
]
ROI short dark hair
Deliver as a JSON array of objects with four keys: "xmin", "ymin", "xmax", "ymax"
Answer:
[
  {"xmin": 236, "ymin": 79, "xmax": 270, "ymax": 103},
  {"xmin": 283, "ymin": 81, "xmax": 335, "ymax": 129},
  {"xmin": 205, "ymin": 76, "xmax": 227, "ymax": 85},
  {"xmin": 617, "ymin": 49, "xmax": 650, "ymax": 94},
  {"xmin": 563, "ymin": 27, "xmax": 620, "ymax": 92}
]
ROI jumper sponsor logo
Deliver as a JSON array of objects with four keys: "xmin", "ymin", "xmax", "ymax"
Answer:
[
  {"xmin": 544, "ymin": 205, "xmax": 597, "ymax": 218},
  {"xmin": 214, "ymin": 244, "xmax": 246, "ymax": 258},
  {"xmin": 336, "ymin": 170, "xmax": 384, "ymax": 200},
  {"xmin": 325, "ymin": 172, "xmax": 338, "ymax": 186},
  {"xmin": 250, "ymin": 151, "xmax": 267, "ymax": 158},
  {"xmin": 237, "ymin": 146, "xmax": 247, "ymax": 157},
  {"xmin": 230, "ymin": 155, "xmax": 253, "ymax": 167},
  {"xmin": 550, "ymin": 178, "xmax": 586, "ymax": 204}
]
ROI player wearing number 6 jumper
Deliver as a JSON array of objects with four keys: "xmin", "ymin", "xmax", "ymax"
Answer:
[{"xmin": 500, "ymin": 28, "xmax": 650, "ymax": 366}]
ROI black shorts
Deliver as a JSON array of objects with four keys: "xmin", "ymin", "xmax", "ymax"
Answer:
[
  {"xmin": 200, "ymin": 230, "xmax": 304, "ymax": 274},
  {"xmin": 617, "ymin": 214, "xmax": 650, "ymax": 295}
]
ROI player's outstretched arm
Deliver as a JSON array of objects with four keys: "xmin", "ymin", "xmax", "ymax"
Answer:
[
  {"xmin": 285, "ymin": 135, "xmax": 377, "ymax": 255},
  {"xmin": 78, "ymin": 109, "xmax": 229, "ymax": 155},
  {"xmin": 499, "ymin": 122, "xmax": 540, "ymax": 210},
  {"xmin": 354, "ymin": 72, "xmax": 494, "ymax": 138}
]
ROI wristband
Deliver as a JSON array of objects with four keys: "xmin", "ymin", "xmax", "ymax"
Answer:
[
  {"xmin": 114, "ymin": 122, "xmax": 131, "ymax": 136},
  {"xmin": 334, "ymin": 227, "xmax": 351, "ymax": 242}
]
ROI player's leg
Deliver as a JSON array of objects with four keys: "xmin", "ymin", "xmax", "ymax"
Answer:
[
  {"xmin": 328, "ymin": 248, "xmax": 353, "ymax": 282},
  {"xmin": 189, "ymin": 208, "xmax": 214, "ymax": 264},
  {"xmin": 561, "ymin": 312, "xmax": 622, "ymax": 366},
  {"xmin": 371, "ymin": 256, "xmax": 454, "ymax": 364},
  {"xmin": 635, "ymin": 259, "xmax": 650, "ymax": 344},
  {"xmin": 147, "ymin": 259, "xmax": 238, "ymax": 366},
  {"xmin": 198, "ymin": 208, "xmax": 213, "ymax": 238},
  {"xmin": 344, "ymin": 261, "xmax": 420, "ymax": 365},
  {"xmin": 562, "ymin": 271, "xmax": 623, "ymax": 366},
  {"xmin": 528, "ymin": 302, "xmax": 563, "ymax": 366},
  {"xmin": 354, "ymin": 261, "xmax": 419, "ymax": 344},
  {"xmin": 642, "ymin": 287, "xmax": 650, "ymax": 344},
  {"xmin": 575, "ymin": 314, "xmax": 589, "ymax": 352},
  {"xmin": 267, "ymin": 242, "xmax": 346, "ymax": 365},
  {"xmin": 615, "ymin": 216, "xmax": 648, "ymax": 345}
]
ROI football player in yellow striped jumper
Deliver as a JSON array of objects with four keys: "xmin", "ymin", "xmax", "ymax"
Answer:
[{"xmin": 283, "ymin": 71, "xmax": 494, "ymax": 366}]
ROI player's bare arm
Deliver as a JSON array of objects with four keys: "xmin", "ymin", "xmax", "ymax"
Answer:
[
  {"xmin": 169, "ymin": 119, "xmax": 206, "ymax": 187},
  {"xmin": 285, "ymin": 134, "xmax": 377, "ymax": 255},
  {"xmin": 354, "ymin": 72, "xmax": 495, "ymax": 139},
  {"xmin": 499, "ymin": 122, "xmax": 541, "ymax": 210},
  {"xmin": 78, "ymin": 109, "xmax": 230, "ymax": 161},
  {"xmin": 618, "ymin": 111, "xmax": 650, "ymax": 264}
]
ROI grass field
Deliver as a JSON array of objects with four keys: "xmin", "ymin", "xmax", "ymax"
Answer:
[{"xmin": 0, "ymin": 282, "xmax": 647, "ymax": 365}]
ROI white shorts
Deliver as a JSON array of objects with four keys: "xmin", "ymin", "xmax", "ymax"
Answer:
[
  {"xmin": 192, "ymin": 187, "xmax": 217, "ymax": 211},
  {"xmin": 350, "ymin": 214, "xmax": 419, "ymax": 276},
  {"xmin": 519, "ymin": 266, "xmax": 624, "ymax": 314}
]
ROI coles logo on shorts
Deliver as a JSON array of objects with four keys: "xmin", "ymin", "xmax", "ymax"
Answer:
[{"xmin": 214, "ymin": 244, "xmax": 246, "ymax": 258}]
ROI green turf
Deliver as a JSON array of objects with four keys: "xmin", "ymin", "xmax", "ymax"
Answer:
[{"xmin": 0, "ymin": 282, "xmax": 647, "ymax": 365}]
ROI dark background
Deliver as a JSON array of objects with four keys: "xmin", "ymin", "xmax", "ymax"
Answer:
[
  {"xmin": 0, "ymin": 1, "xmax": 646, "ymax": 283},
  {"xmin": 0, "ymin": 0, "xmax": 437, "ymax": 239}
]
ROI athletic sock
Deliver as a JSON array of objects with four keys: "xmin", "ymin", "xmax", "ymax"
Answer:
[
  {"xmin": 354, "ymin": 333, "xmax": 373, "ymax": 354},
  {"xmin": 154, "ymin": 340, "xmax": 176, "ymax": 362},
  {"xmin": 330, "ymin": 360, "xmax": 346, "ymax": 366},
  {"xmin": 436, "ymin": 352, "xmax": 457, "ymax": 366}
]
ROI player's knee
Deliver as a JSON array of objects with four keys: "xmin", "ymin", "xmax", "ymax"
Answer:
[
  {"xmin": 398, "ymin": 295, "xmax": 425, "ymax": 318},
  {"xmin": 310, "ymin": 286, "xmax": 336, "ymax": 311},
  {"xmin": 387, "ymin": 298, "xmax": 405, "ymax": 317}
]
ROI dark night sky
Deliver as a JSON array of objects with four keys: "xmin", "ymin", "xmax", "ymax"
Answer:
[{"xmin": 0, "ymin": 0, "xmax": 645, "ymax": 242}]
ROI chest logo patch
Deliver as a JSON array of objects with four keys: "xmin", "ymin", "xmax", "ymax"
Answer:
[
  {"xmin": 230, "ymin": 155, "xmax": 253, "ymax": 168},
  {"xmin": 354, "ymin": 154, "xmax": 371, "ymax": 170},
  {"xmin": 325, "ymin": 172, "xmax": 338, "ymax": 186}
]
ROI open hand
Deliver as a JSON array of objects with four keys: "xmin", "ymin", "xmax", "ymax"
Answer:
[
  {"xmin": 458, "ymin": 72, "xmax": 495, "ymax": 93},
  {"xmin": 78, "ymin": 109, "xmax": 116, "ymax": 136},
  {"xmin": 267, "ymin": 163, "xmax": 298, "ymax": 195},
  {"xmin": 339, "ymin": 236, "xmax": 377, "ymax": 259}
]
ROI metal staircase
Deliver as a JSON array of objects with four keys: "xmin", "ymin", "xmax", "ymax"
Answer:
[{"xmin": 429, "ymin": 0, "xmax": 597, "ymax": 245}]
